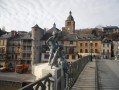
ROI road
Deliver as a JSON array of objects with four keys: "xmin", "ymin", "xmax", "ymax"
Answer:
[
  {"xmin": 0, "ymin": 72, "xmax": 36, "ymax": 82},
  {"xmin": 97, "ymin": 59, "xmax": 119, "ymax": 90}
]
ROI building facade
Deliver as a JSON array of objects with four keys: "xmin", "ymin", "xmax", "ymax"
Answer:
[
  {"xmin": 1, "ymin": 11, "xmax": 119, "ymax": 68},
  {"xmin": 0, "ymin": 37, "xmax": 8, "ymax": 66},
  {"xmin": 77, "ymin": 34, "xmax": 101, "ymax": 58},
  {"xmin": 101, "ymin": 38, "xmax": 112, "ymax": 59},
  {"xmin": 31, "ymin": 24, "xmax": 44, "ymax": 64},
  {"xmin": 64, "ymin": 11, "xmax": 75, "ymax": 34},
  {"xmin": 103, "ymin": 26, "xmax": 119, "ymax": 35}
]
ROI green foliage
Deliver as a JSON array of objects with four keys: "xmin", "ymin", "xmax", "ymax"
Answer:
[
  {"xmin": 0, "ymin": 27, "xmax": 7, "ymax": 36},
  {"xmin": 92, "ymin": 28, "xmax": 98, "ymax": 36}
]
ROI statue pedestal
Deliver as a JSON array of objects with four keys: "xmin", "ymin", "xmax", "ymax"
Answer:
[{"xmin": 32, "ymin": 63, "xmax": 65, "ymax": 90}]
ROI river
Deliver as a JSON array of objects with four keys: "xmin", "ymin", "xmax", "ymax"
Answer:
[{"xmin": 0, "ymin": 85, "xmax": 19, "ymax": 90}]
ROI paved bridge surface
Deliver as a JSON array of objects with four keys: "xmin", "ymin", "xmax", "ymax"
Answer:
[
  {"xmin": 71, "ymin": 60, "xmax": 96, "ymax": 90},
  {"xmin": 71, "ymin": 59, "xmax": 119, "ymax": 90}
]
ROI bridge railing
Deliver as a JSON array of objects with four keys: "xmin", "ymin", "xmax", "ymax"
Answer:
[
  {"xmin": 18, "ymin": 73, "xmax": 53, "ymax": 90},
  {"xmin": 18, "ymin": 56, "xmax": 90, "ymax": 90},
  {"xmin": 66, "ymin": 56, "xmax": 90, "ymax": 89}
]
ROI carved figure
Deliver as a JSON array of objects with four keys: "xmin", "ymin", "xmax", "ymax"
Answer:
[
  {"xmin": 58, "ymin": 45, "xmax": 69, "ymax": 76},
  {"xmin": 46, "ymin": 31, "xmax": 58, "ymax": 65},
  {"xmin": 46, "ymin": 31, "xmax": 69, "ymax": 74}
]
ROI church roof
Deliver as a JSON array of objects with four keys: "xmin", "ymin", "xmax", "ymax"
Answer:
[
  {"xmin": 32, "ymin": 24, "xmax": 39, "ymax": 28},
  {"xmin": 47, "ymin": 23, "xmax": 60, "ymax": 33},
  {"xmin": 67, "ymin": 11, "xmax": 74, "ymax": 21},
  {"xmin": 41, "ymin": 23, "xmax": 61, "ymax": 40}
]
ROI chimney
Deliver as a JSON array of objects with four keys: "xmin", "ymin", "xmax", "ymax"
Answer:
[{"xmin": 11, "ymin": 30, "xmax": 17, "ymax": 37}]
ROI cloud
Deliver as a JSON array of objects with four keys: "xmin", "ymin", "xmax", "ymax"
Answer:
[{"xmin": 0, "ymin": 0, "xmax": 119, "ymax": 31}]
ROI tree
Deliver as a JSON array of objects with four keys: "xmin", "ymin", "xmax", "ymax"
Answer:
[
  {"xmin": 1, "ymin": 26, "xmax": 5, "ymax": 31},
  {"xmin": 0, "ymin": 26, "xmax": 7, "ymax": 36}
]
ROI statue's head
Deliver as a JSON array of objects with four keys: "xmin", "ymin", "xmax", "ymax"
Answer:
[{"xmin": 52, "ymin": 31, "xmax": 58, "ymax": 37}]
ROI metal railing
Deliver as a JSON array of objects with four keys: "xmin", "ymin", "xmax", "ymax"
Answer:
[
  {"xmin": 18, "ymin": 56, "xmax": 90, "ymax": 90},
  {"xmin": 19, "ymin": 73, "xmax": 53, "ymax": 90},
  {"xmin": 66, "ymin": 56, "xmax": 90, "ymax": 89}
]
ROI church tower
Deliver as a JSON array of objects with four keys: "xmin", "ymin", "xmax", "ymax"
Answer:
[
  {"xmin": 31, "ymin": 24, "xmax": 44, "ymax": 64},
  {"xmin": 65, "ymin": 11, "xmax": 75, "ymax": 34}
]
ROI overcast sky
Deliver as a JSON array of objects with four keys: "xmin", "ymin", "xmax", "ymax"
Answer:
[{"xmin": 0, "ymin": 0, "xmax": 119, "ymax": 31}]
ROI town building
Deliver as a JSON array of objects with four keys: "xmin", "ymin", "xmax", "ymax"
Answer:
[
  {"xmin": 102, "ymin": 26, "xmax": 119, "ymax": 35},
  {"xmin": 0, "ymin": 33, "xmax": 9, "ymax": 66},
  {"xmin": 63, "ymin": 11, "xmax": 75, "ymax": 34},
  {"xmin": 77, "ymin": 34, "xmax": 101, "ymax": 58},
  {"xmin": 0, "ymin": 11, "xmax": 119, "ymax": 68},
  {"xmin": 101, "ymin": 37, "xmax": 112, "ymax": 59},
  {"xmin": 20, "ymin": 32, "xmax": 32, "ymax": 64},
  {"xmin": 112, "ymin": 38, "xmax": 119, "ymax": 59},
  {"xmin": 31, "ymin": 24, "xmax": 44, "ymax": 64}
]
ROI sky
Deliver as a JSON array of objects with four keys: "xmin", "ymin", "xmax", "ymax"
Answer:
[{"xmin": 0, "ymin": 0, "xmax": 119, "ymax": 32}]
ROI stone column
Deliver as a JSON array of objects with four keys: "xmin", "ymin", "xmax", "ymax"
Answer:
[{"xmin": 32, "ymin": 63, "xmax": 65, "ymax": 90}]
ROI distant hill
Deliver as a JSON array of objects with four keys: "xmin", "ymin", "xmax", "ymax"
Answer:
[{"xmin": 75, "ymin": 28, "xmax": 103, "ymax": 36}]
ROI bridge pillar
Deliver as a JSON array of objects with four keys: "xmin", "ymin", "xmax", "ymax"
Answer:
[{"xmin": 32, "ymin": 63, "xmax": 65, "ymax": 90}]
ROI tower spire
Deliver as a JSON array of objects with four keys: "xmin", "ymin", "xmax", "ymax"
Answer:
[
  {"xmin": 69, "ymin": 11, "xmax": 72, "ymax": 15},
  {"xmin": 53, "ymin": 23, "xmax": 56, "ymax": 28}
]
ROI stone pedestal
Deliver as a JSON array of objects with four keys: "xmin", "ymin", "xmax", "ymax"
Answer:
[{"xmin": 32, "ymin": 63, "xmax": 65, "ymax": 90}]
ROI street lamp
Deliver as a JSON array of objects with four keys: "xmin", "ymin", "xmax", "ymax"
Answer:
[{"xmin": 90, "ymin": 41, "xmax": 92, "ymax": 61}]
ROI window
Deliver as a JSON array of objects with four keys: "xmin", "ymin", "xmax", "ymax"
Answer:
[
  {"xmin": 70, "ymin": 41, "xmax": 73, "ymax": 44},
  {"xmin": 3, "ymin": 40, "xmax": 4, "ymax": 45},
  {"xmin": 95, "ymin": 49, "xmax": 98, "ymax": 53},
  {"xmin": 72, "ymin": 55, "xmax": 75, "ymax": 59},
  {"xmin": 23, "ymin": 54, "xmax": 26, "ymax": 57},
  {"xmin": 103, "ymin": 44, "xmax": 105, "ymax": 47},
  {"xmin": 23, "ymin": 46, "xmax": 27, "ymax": 50},
  {"xmin": 12, "ymin": 47, "xmax": 15, "ymax": 52},
  {"xmin": 95, "ymin": 43, "xmax": 98, "ymax": 47},
  {"xmin": 80, "ymin": 49, "xmax": 83, "ymax": 53},
  {"xmin": 85, "ymin": 49, "xmax": 88, "ymax": 53},
  {"xmin": 80, "ymin": 43, "xmax": 83, "ymax": 47},
  {"xmin": 0, "ymin": 48, "xmax": 5, "ymax": 53},
  {"xmin": 103, "ymin": 49, "xmax": 105, "ymax": 54},
  {"xmin": 107, "ymin": 50, "xmax": 109, "ymax": 53},
  {"xmin": 90, "ymin": 43, "xmax": 93, "ymax": 46},
  {"xmin": 69, "ymin": 48, "xmax": 74, "ymax": 53},
  {"xmin": 85, "ymin": 43, "xmax": 88, "ymax": 47},
  {"xmin": 1, "ymin": 40, "xmax": 3, "ymax": 45},
  {"xmin": 44, "ymin": 54, "xmax": 49, "ymax": 59},
  {"xmin": 0, "ymin": 55, "xmax": 3, "ymax": 59},
  {"xmin": 66, "ymin": 55, "xmax": 69, "ymax": 59},
  {"xmin": 27, "ymin": 61, "xmax": 31, "ymax": 64},
  {"xmin": 67, "ymin": 22, "xmax": 71, "ymax": 26},
  {"xmin": 27, "ymin": 54, "xmax": 31, "ymax": 57},
  {"xmin": 107, "ymin": 44, "xmax": 109, "ymax": 47}
]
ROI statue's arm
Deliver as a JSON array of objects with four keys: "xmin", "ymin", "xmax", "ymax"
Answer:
[
  {"xmin": 55, "ymin": 38, "xmax": 59, "ymax": 45},
  {"xmin": 46, "ymin": 37, "xmax": 51, "ymax": 46}
]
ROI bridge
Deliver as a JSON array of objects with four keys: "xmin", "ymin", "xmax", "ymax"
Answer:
[{"xmin": 19, "ymin": 57, "xmax": 119, "ymax": 90}]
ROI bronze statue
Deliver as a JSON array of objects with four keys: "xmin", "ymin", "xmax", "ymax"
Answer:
[
  {"xmin": 58, "ymin": 45, "xmax": 69, "ymax": 76},
  {"xmin": 46, "ymin": 31, "xmax": 69, "ymax": 75},
  {"xmin": 46, "ymin": 31, "xmax": 59, "ymax": 65}
]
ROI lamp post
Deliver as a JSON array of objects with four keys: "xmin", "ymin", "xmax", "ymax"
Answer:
[{"xmin": 90, "ymin": 41, "xmax": 92, "ymax": 61}]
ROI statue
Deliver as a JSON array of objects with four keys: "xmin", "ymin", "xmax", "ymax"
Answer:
[
  {"xmin": 46, "ymin": 31, "xmax": 59, "ymax": 65},
  {"xmin": 46, "ymin": 31, "xmax": 69, "ymax": 76},
  {"xmin": 58, "ymin": 45, "xmax": 69, "ymax": 77}
]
